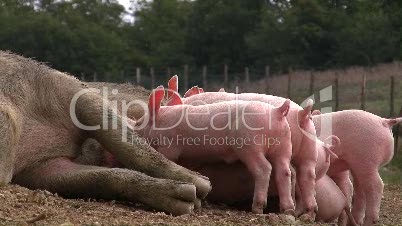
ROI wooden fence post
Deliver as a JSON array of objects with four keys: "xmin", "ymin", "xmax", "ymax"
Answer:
[
  {"xmin": 105, "ymin": 73, "xmax": 110, "ymax": 82},
  {"xmin": 224, "ymin": 64, "xmax": 228, "ymax": 89},
  {"xmin": 395, "ymin": 106, "xmax": 402, "ymax": 154},
  {"xmin": 334, "ymin": 76, "xmax": 339, "ymax": 111},
  {"xmin": 167, "ymin": 67, "xmax": 171, "ymax": 81},
  {"xmin": 309, "ymin": 71, "xmax": 315, "ymax": 95},
  {"xmin": 245, "ymin": 67, "xmax": 250, "ymax": 92},
  {"xmin": 202, "ymin": 65, "xmax": 207, "ymax": 89},
  {"xmin": 234, "ymin": 76, "xmax": 239, "ymax": 92},
  {"xmin": 120, "ymin": 70, "xmax": 125, "ymax": 82},
  {"xmin": 184, "ymin": 64, "xmax": 189, "ymax": 91},
  {"xmin": 93, "ymin": 72, "xmax": 97, "ymax": 82},
  {"xmin": 136, "ymin": 67, "xmax": 141, "ymax": 84},
  {"xmin": 396, "ymin": 127, "xmax": 400, "ymax": 154},
  {"xmin": 360, "ymin": 73, "xmax": 366, "ymax": 110},
  {"xmin": 390, "ymin": 76, "xmax": 395, "ymax": 117},
  {"xmin": 287, "ymin": 69, "xmax": 292, "ymax": 98},
  {"xmin": 265, "ymin": 65, "xmax": 270, "ymax": 93},
  {"xmin": 150, "ymin": 67, "xmax": 155, "ymax": 89}
]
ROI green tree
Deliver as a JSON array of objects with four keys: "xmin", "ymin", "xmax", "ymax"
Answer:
[
  {"xmin": 246, "ymin": 2, "xmax": 294, "ymax": 72},
  {"xmin": 248, "ymin": 0, "xmax": 336, "ymax": 71},
  {"xmin": 0, "ymin": 0, "xmax": 140, "ymax": 81},
  {"xmin": 248, "ymin": 0, "xmax": 400, "ymax": 71},
  {"xmin": 0, "ymin": 0, "xmax": 400, "ymax": 81},
  {"xmin": 186, "ymin": 0, "xmax": 264, "ymax": 71},
  {"xmin": 333, "ymin": 1, "xmax": 399, "ymax": 66},
  {"xmin": 127, "ymin": 0, "xmax": 192, "ymax": 67}
]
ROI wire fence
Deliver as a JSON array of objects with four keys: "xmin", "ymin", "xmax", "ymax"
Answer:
[{"xmin": 81, "ymin": 62, "xmax": 402, "ymax": 115}]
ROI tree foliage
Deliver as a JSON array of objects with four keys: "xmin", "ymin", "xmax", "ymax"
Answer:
[
  {"xmin": 0, "ymin": 0, "xmax": 399, "ymax": 81},
  {"xmin": 127, "ymin": 0, "xmax": 192, "ymax": 67},
  {"xmin": 186, "ymin": 0, "xmax": 264, "ymax": 71}
]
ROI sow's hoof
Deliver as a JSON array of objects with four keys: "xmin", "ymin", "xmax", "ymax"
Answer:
[
  {"xmin": 145, "ymin": 182, "xmax": 198, "ymax": 216},
  {"xmin": 193, "ymin": 176, "xmax": 212, "ymax": 199}
]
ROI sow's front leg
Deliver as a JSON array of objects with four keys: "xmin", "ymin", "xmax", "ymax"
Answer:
[
  {"xmin": 14, "ymin": 157, "xmax": 198, "ymax": 216},
  {"xmin": 74, "ymin": 92, "xmax": 211, "ymax": 199},
  {"xmin": 76, "ymin": 139, "xmax": 202, "ymax": 210}
]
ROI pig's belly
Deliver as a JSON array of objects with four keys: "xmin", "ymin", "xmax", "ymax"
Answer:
[
  {"xmin": 14, "ymin": 120, "xmax": 81, "ymax": 175},
  {"xmin": 195, "ymin": 162, "xmax": 253, "ymax": 202},
  {"xmin": 178, "ymin": 145, "xmax": 237, "ymax": 166}
]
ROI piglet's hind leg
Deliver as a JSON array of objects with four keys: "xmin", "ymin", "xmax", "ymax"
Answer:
[
  {"xmin": 350, "ymin": 173, "xmax": 366, "ymax": 226},
  {"xmin": 296, "ymin": 161, "xmax": 318, "ymax": 221},
  {"xmin": 272, "ymin": 158, "xmax": 295, "ymax": 215},
  {"xmin": 237, "ymin": 150, "xmax": 272, "ymax": 214},
  {"xmin": 362, "ymin": 171, "xmax": 383, "ymax": 226}
]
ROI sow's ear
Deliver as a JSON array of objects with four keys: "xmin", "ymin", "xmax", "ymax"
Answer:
[
  {"xmin": 218, "ymin": 88, "xmax": 226, "ymax": 92},
  {"xmin": 167, "ymin": 75, "xmax": 178, "ymax": 100},
  {"xmin": 199, "ymin": 88, "xmax": 205, "ymax": 93},
  {"xmin": 184, "ymin": 86, "xmax": 200, "ymax": 98},
  {"xmin": 148, "ymin": 85, "xmax": 165, "ymax": 121},
  {"xmin": 166, "ymin": 91, "xmax": 183, "ymax": 106},
  {"xmin": 298, "ymin": 99, "xmax": 313, "ymax": 127},
  {"xmin": 277, "ymin": 99, "xmax": 290, "ymax": 117}
]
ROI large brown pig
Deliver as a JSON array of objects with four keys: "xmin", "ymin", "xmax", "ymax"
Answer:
[{"xmin": 0, "ymin": 51, "xmax": 211, "ymax": 216}]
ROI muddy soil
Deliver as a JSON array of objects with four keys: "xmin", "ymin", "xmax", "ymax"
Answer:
[{"xmin": 0, "ymin": 184, "xmax": 400, "ymax": 226}]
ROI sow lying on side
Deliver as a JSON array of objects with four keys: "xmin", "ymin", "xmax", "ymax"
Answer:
[{"xmin": 0, "ymin": 51, "xmax": 211, "ymax": 216}]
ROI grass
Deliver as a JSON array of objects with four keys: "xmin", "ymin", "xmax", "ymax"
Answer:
[
  {"xmin": 381, "ymin": 166, "xmax": 402, "ymax": 184},
  {"xmin": 382, "ymin": 137, "xmax": 402, "ymax": 184}
]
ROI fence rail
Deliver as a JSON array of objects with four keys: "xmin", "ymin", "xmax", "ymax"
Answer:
[{"xmin": 81, "ymin": 63, "xmax": 402, "ymax": 118}]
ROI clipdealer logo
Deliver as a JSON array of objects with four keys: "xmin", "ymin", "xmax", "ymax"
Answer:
[
  {"xmin": 69, "ymin": 85, "xmax": 334, "ymax": 145},
  {"xmin": 128, "ymin": 134, "xmax": 281, "ymax": 149}
]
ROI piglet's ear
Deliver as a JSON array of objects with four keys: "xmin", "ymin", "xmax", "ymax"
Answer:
[
  {"xmin": 277, "ymin": 99, "xmax": 290, "ymax": 117},
  {"xmin": 166, "ymin": 91, "xmax": 183, "ymax": 106},
  {"xmin": 298, "ymin": 99, "xmax": 313, "ymax": 127},
  {"xmin": 184, "ymin": 86, "xmax": 200, "ymax": 98},
  {"xmin": 382, "ymin": 117, "xmax": 402, "ymax": 128},
  {"xmin": 199, "ymin": 88, "xmax": 205, "ymax": 93},
  {"xmin": 167, "ymin": 75, "xmax": 178, "ymax": 99},
  {"xmin": 218, "ymin": 88, "xmax": 226, "ymax": 92},
  {"xmin": 311, "ymin": 110, "xmax": 321, "ymax": 116},
  {"xmin": 324, "ymin": 135, "xmax": 341, "ymax": 158},
  {"xmin": 148, "ymin": 85, "xmax": 165, "ymax": 121}
]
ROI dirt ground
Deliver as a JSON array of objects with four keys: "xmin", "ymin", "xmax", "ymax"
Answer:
[{"xmin": 0, "ymin": 184, "xmax": 401, "ymax": 226}]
